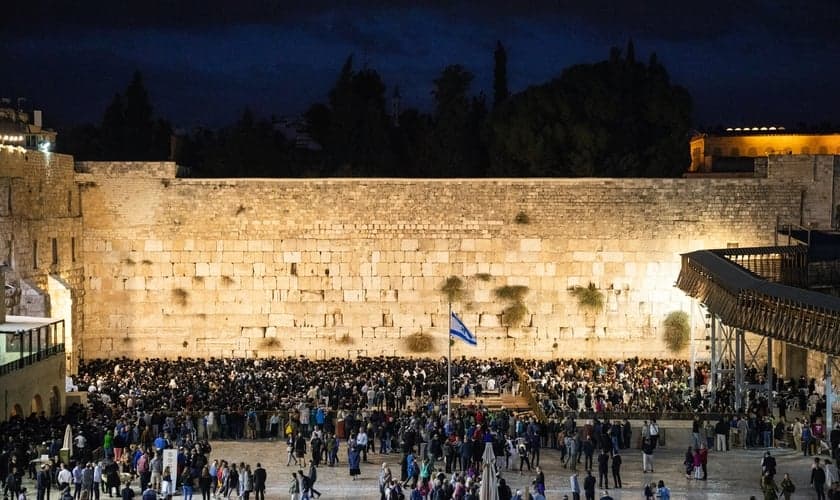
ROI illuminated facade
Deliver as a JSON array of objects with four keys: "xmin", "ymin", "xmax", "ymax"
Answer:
[
  {"xmin": 689, "ymin": 130, "xmax": 840, "ymax": 173},
  {"xmin": 0, "ymin": 104, "xmax": 57, "ymax": 152}
]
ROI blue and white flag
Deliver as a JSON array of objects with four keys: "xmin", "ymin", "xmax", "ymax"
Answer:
[{"xmin": 450, "ymin": 312, "xmax": 477, "ymax": 346}]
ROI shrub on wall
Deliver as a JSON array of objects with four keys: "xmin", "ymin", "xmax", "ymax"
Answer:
[
  {"xmin": 570, "ymin": 282, "xmax": 604, "ymax": 311},
  {"xmin": 440, "ymin": 276, "xmax": 465, "ymax": 303},
  {"xmin": 502, "ymin": 301, "xmax": 529, "ymax": 328},
  {"xmin": 261, "ymin": 337, "xmax": 280, "ymax": 348},
  {"xmin": 663, "ymin": 310, "xmax": 690, "ymax": 352},
  {"xmin": 494, "ymin": 285, "xmax": 530, "ymax": 328},
  {"xmin": 404, "ymin": 333, "xmax": 433, "ymax": 353}
]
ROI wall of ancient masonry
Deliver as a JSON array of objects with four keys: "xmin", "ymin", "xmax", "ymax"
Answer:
[
  {"xmin": 72, "ymin": 159, "xmax": 832, "ymax": 362},
  {"xmin": 0, "ymin": 149, "xmax": 85, "ymax": 370}
]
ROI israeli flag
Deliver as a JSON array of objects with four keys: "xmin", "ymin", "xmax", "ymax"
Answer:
[{"xmin": 450, "ymin": 312, "xmax": 477, "ymax": 346}]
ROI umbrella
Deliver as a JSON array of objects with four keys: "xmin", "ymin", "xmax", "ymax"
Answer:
[
  {"xmin": 62, "ymin": 424, "xmax": 73, "ymax": 456},
  {"xmin": 479, "ymin": 442, "xmax": 498, "ymax": 500}
]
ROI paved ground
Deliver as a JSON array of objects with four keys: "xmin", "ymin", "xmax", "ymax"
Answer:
[
  {"xmin": 202, "ymin": 439, "xmax": 818, "ymax": 499},
  {"xmin": 18, "ymin": 439, "xmax": 824, "ymax": 499}
]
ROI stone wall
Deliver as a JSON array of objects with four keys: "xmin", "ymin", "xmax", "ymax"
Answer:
[
  {"xmin": 73, "ymin": 160, "xmax": 827, "ymax": 361},
  {"xmin": 0, "ymin": 149, "xmax": 85, "ymax": 370}
]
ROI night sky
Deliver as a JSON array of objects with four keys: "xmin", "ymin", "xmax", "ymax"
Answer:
[{"xmin": 2, "ymin": 0, "xmax": 839, "ymax": 130}]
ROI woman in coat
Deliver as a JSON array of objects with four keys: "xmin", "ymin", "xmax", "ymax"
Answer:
[{"xmin": 348, "ymin": 443, "xmax": 361, "ymax": 480}]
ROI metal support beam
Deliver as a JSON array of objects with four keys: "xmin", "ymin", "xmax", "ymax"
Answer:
[
  {"xmin": 767, "ymin": 338, "xmax": 773, "ymax": 414},
  {"xmin": 710, "ymin": 315, "xmax": 717, "ymax": 401},
  {"xmin": 827, "ymin": 356, "xmax": 834, "ymax": 432},
  {"xmin": 735, "ymin": 329, "xmax": 745, "ymax": 411}
]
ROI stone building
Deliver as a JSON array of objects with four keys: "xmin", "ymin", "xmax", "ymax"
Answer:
[{"xmin": 689, "ymin": 128, "xmax": 840, "ymax": 173}]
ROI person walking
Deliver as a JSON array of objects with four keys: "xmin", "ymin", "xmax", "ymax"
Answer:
[
  {"xmin": 779, "ymin": 472, "xmax": 796, "ymax": 500},
  {"xmin": 348, "ymin": 443, "xmax": 361, "ymax": 481},
  {"xmin": 656, "ymin": 480, "xmax": 670, "ymax": 500},
  {"xmin": 641, "ymin": 437, "xmax": 654, "ymax": 473},
  {"xmin": 683, "ymin": 447, "xmax": 694, "ymax": 480},
  {"xmin": 715, "ymin": 418, "xmax": 728, "ymax": 452},
  {"xmin": 306, "ymin": 463, "xmax": 320, "ymax": 498},
  {"xmin": 36, "ymin": 465, "xmax": 50, "ymax": 500},
  {"xmin": 692, "ymin": 448, "xmax": 703, "ymax": 480},
  {"xmin": 793, "ymin": 418, "xmax": 803, "ymax": 454},
  {"xmin": 761, "ymin": 451, "xmax": 777, "ymax": 480},
  {"xmin": 252, "ymin": 464, "xmax": 265, "ymax": 500},
  {"xmin": 610, "ymin": 452, "xmax": 622, "ymax": 489},
  {"xmin": 583, "ymin": 471, "xmax": 596, "ymax": 500},
  {"xmin": 643, "ymin": 482, "xmax": 655, "ymax": 500},
  {"xmin": 811, "ymin": 457, "xmax": 826, "ymax": 500},
  {"xmin": 761, "ymin": 473, "xmax": 778, "ymax": 500},
  {"xmin": 569, "ymin": 472, "xmax": 581, "ymax": 500},
  {"xmin": 198, "ymin": 467, "xmax": 211, "ymax": 500},
  {"xmin": 597, "ymin": 450, "xmax": 609, "ymax": 489},
  {"xmin": 288, "ymin": 473, "xmax": 300, "ymax": 500},
  {"xmin": 649, "ymin": 420, "xmax": 660, "ymax": 448},
  {"xmin": 699, "ymin": 444, "xmax": 708, "ymax": 480}
]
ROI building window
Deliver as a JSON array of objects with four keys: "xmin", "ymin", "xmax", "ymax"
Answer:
[
  {"xmin": 51, "ymin": 238, "xmax": 58, "ymax": 265},
  {"xmin": 33, "ymin": 240, "xmax": 37, "ymax": 269},
  {"xmin": 71, "ymin": 237, "xmax": 76, "ymax": 262}
]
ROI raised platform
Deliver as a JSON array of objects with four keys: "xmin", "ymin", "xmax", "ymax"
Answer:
[{"xmin": 451, "ymin": 393, "xmax": 531, "ymax": 411}]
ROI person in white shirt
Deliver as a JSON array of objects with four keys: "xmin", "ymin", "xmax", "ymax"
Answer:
[
  {"xmin": 356, "ymin": 429, "xmax": 369, "ymax": 463},
  {"xmin": 57, "ymin": 464, "xmax": 73, "ymax": 490}
]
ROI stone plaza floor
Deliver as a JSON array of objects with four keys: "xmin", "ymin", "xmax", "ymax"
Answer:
[
  {"xmin": 17, "ymin": 439, "xmax": 826, "ymax": 499},
  {"xmin": 202, "ymin": 439, "xmax": 821, "ymax": 499}
]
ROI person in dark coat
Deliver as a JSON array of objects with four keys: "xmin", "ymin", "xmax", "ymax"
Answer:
[
  {"xmin": 611, "ymin": 452, "xmax": 622, "ymax": 488},
  {"xmin": 597, "ymin": 450, "xmax": 609, "ymax": 489},
  {"xmin": 583, "ymin": 470, "xmax": 596, "ymax": 500},
  {"xmin": 252, "ymin": 464, "xmax": 265, "ymax": 500},
  {"xmin": 348, "ymin": 443, "xmax": 361, "ymax": 480}
]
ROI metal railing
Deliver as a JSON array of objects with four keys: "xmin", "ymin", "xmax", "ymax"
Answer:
[{"xmin": 0, "ymin": 320, "xmax": 65, "ymax": 376}]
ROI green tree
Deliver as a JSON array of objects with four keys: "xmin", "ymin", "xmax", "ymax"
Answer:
[
  {"xmin": 318, "ymin": 55, "xmax": 395, "ymax": 176},
  {"xmin": 425, "ymin": 65, "xmax": 487, "ymax": 177},
  {"xmin": 485, "ymin": 46, "xmax": 691, "ymax": 177}
]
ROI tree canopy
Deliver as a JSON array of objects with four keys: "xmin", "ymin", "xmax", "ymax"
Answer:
[{"xmin": 58, "ymin": 42, "xmax": 693, "ymax": 178}]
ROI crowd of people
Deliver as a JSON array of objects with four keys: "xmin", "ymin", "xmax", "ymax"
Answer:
[
  {"xmin": 521, "ymin": 357, "xmax": 712, "ymax": 417},
  {"xmin": 0, "ymin": 354, "xmax": 835, "ymax": 499}
]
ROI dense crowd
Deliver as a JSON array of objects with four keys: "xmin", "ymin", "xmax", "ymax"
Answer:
[
  {"xmin": 3, "ymin": 354, "xmax": 828, "ymax": 500},
  {"xmin": 521, "ymin": 358, "xmax": 708, "ymax": 417}
]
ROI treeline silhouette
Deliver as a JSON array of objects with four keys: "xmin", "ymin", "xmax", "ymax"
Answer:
[{"xmin": 58, "ymin": 41, "xmax": 693, "ymax": 178}]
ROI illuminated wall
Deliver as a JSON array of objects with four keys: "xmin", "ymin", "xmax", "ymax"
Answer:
[
  {"xmin": 71, "ymin": 161, "xmax": 834, "ymax": 361},
  {"xmin": 0, "ymin": 149, "xmax": 85, "ymax": 371},
  {"xmin": 690, "ymin": 133, "xmax": 840, "ymax": 172}
]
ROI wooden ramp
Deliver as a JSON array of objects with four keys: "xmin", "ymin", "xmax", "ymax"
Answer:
[{"xmin": 451, "ymin": 393, "xmax": 531, "ymax": 412}]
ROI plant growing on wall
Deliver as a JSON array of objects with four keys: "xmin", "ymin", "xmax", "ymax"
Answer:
[
  {"xmin": 494, "ymin": 285, "xmax": 530, "ymax": 328},
  {"xmin": 440, "ymin": 275, "xmax": 465, "ymax": 303},
  {"xmin": 514, "ymin": 211, "xmax": 530, "ymax": 224},
  {"xmin": 570, "ymin": 282, "xmax": 604, "ymax": 312},
  {"xmin": 404, "ymin": 332, "xmax": 433, "ymax": 353},
  {"xmin": 336, "ymin": 333, "xmax": 354, "ymax": 345},
  {"xmin": 663, "ymin": 310, "xmax": 690, "ymax": 352},
  {"xmin": 261, "ymin": 337, "xmax": 280, "ymax": 348}
]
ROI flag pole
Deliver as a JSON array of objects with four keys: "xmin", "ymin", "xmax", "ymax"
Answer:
[{"xmin": 447, "ymin": 301, "xmax": 452, "ymax": 426}]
